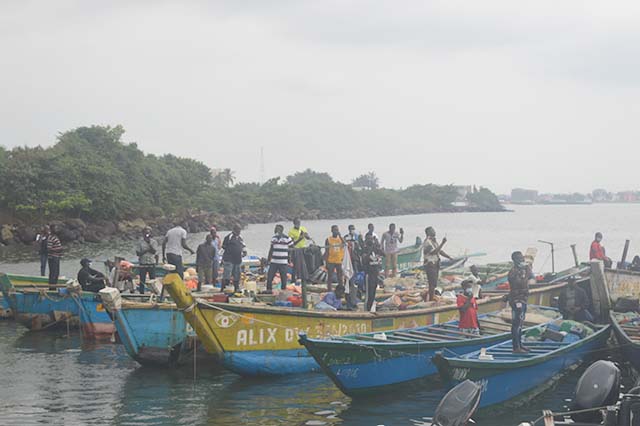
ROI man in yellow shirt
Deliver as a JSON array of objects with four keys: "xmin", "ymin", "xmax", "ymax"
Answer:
[
  {"xmin": 288, "ymin": 218, "xmax": 311, "ymax": 248},
  {"xmin": 324, "ymin": 225, "xmax": 345, "ymax": 291},
  {"xmin": 288, "ymin": 218, "xmax": 312, "ymax": 282}
]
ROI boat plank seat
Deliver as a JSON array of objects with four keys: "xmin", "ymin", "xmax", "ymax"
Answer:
[
  {"xmin": 479, "ymin": 324, "xmax": 511, "ymax": 332},
  {"xmin": 393, "ymin": 331, "xmax": 449, "ymax": 342},
  {"xmin": 426, "ymin": 327, "xmax": 485, "ymax": 338},
  {"xmin": 383, "ymin": 334, "xmax": 431, "ymax": 343},
  {"xmin": 478, "ymin": 318, "xmax": 512, "ymax": 328},
  {"xmin": 402, "ymin": 330, "xmax": 465, "ymax": 341},
  {"xmin": 351, "ymin": 335, "xmax": 410, "ymax": 343}
]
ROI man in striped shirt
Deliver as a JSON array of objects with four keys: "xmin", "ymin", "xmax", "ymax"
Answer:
[
  {"xmin": 266, "ymin": 224, "xmax": 293, "ymax": 292},
  {"xmin": 46, "ymin": 224, "xmax": 63, "ymax": 289}
]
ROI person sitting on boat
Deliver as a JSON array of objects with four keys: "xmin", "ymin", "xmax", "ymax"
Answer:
[
  {"xmin": 109, "ymin": 257, "xmax": 135, "ymax": 293},
  {"xmin": 507, "ymin": 251, "xmax": 535, "ymax": 354},
  {"xmin": 631, "ymin": 255, "xmax": 640, "ymax": 272},
  {"xmin": 324, "ymin": 225, "xmax": 346, "ymax": 291},
  {"xmin": 457, "ymin": 279, "xmax": 480, "ymax": 335},
  {"xmin": 77, "ymin": 258, "xmax": 107, "ymax": 292},
  {"xmin": 559, "ymin": 276, "xmax": 593, "ymax": 322},
  {"xmin": 423, "ymin": 226, "xmax": 452, "ymax": 302},
  {"xmin": 322, "ymin": 284, "xmax": 346, "ymax": 310},
  {"xmin": 589, "ymin": 232, "xmax": 612, "ymax": 268}
]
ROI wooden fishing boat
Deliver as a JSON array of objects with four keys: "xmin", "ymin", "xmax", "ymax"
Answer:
[
  {"xmin": 610, "ymin": 311, "xmax": 640, "ymax": 371},
  {"xmin": 299, "ymin": 306, "xmax": 561, "ymax": 396},
  {"xmin": 1, "ymin": 272, "xmax": 131, "ymax": 340},
  {"xmin": 102, "ymin": 297, "xmax": 206, "ymax": 367},
  {"xmin": 0, "ymin": 273, "xmax": 66, "ymax": 316},
  {"xmin": 432, "ymin": 321, "xmax": 611, "ymax": 409},
  {"xmin": 161, "ymin": 270, "xmax": 568, "ymax": 377}
]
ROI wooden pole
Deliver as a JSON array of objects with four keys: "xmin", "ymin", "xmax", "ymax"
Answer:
[
  {"xmin": 570, "ymin": 244, "xmax": 579, "ymax": 267},
  {"xmin": 590, "ymin": 260, "xmax": 612, "ymax": 321},
  {"xmin": 620, "ymin": 239, "xmax": 631, "ymax": 269}
]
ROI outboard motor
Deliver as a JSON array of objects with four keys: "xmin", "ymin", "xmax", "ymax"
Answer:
[
  {"xmin": 433, "ymin": 380, "xmax": 481, "ymax": 426},
  {"xmin": 571, "ymin": 360, "xmax": 621, "ymax": 423},
  {"xmin": 618, "ymin": 385, "xmax": 640, "ymax": 426}
]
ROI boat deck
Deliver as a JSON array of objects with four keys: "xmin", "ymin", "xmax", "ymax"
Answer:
[{"xmin": 463, "ymin": 340, "xmax": 570, "ymax": 361}]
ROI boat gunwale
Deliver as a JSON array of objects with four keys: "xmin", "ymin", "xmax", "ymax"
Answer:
[
  {"xmin": 609, "ymin": 310, "xmax": 640, "ymax": 349},
  {"xmin": 193, "ymin": 282, "xmax": 567, "ymax": 319},
  {"xmin": 300, "ymin": 306, "xmax": 560, "ymax": 349}
]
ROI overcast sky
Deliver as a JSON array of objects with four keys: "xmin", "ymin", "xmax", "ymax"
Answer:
[{"xmin": 1, "ymin": 1, "xmax": 639, "ymax": 194}]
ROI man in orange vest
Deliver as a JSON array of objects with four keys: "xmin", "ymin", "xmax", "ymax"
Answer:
[{"xmin": 324, "ymin": 225, "xmax": 345, "ymax": 291}]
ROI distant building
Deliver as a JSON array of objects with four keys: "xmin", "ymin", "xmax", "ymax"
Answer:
[
  {"xmin": 591, "ymin": 189, "xmax": 611, "ymax": 202},
  {"xmin": 511, "ymin": 188, "xmax": 538, "ymax": 204}
]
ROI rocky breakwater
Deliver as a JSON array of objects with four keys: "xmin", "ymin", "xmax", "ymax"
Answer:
[{"xmin": 0, "ymin": 212, "xmax": 255, "ymax": 248}]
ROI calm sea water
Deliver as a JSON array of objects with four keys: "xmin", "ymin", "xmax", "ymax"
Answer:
[{"xmin": 0, "ymin": 204, "xmax": 638, "ymax": 425}]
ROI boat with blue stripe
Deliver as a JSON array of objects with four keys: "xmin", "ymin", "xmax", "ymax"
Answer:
[
  {"xmin": 298, "ymin": 306, "xmax": 560, "ymax": 396},
  {"xmin": 432, "ymin": 320, "xmax": 611, "ymax": 409}
]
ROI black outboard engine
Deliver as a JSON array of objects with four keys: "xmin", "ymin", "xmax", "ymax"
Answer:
[
  {"xmin": 433, "ymin": 380, "xmax": 481, "ymax": 426},
  {"xmin": 571, "ymin": 360, "xmax": 621, "ymax": 423},
  {"xmin": 618, "ymin": 385, "xmax": 640, "ymax": 426}
]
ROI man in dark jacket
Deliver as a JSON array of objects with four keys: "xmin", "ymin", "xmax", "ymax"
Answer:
[
  {"xmin": 559, "ymin": 277, "xmax": 593, "ymax": 322},
  {"xmin": 507, "ymin": 251, "xmax": 534, "ymax": 353},
  {"xmin": 77, "ymin": 258, "xmax": 107, "ymax": 292},
  {"xmin": 222, "ymin": 224, "xmax": 246, "ymax": 293}
]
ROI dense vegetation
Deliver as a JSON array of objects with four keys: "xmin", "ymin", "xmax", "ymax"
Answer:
[{"xmin": 0, "ymin": 125, "xmax": 504, "ymax": 224}]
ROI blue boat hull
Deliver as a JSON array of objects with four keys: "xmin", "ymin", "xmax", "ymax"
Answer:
[
  {"xmin": 4, "ymin": 290, "xmax": 81, "ymax": 330},
  {"xmin": 113, "ymin": 305, "xmax": 209, "ymax": 367},
  {"xmin": 223, "ymin": 349, "xmax": 318, "ymax": 376},
  {"xmin": 76, "ymin": 295, "xmax": 115, "ymax": 339},
  {"xmin": 322, "ymin": 341, "xmax": 492, "ymax": 394},
  {"xmin": 444, "ymin": 328, "xmax": 611, "ymax": 408}
]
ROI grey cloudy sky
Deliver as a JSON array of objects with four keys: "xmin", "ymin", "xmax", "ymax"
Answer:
[{"xmin": 1, "ymin": 0, "xmax": 639, "ymax": 194}]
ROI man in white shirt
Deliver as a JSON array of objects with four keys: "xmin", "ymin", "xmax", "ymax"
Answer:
[
  {"xmin": 381, "ymin": 223, "xmax": 404, "ymax": 278},
  {"xmin": 162, "ymin": 224, "xmax": 194, "ymax": 279}
]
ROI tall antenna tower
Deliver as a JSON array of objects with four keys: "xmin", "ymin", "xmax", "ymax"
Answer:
[{"xmin": 260, "ymin": 146, "xmax": 265, "ymax": 183}]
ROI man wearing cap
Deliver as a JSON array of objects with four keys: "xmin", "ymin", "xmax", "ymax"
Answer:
[
  {"xmin": 559, "ymin": 277, "xmax": 593, "ymax": 322},
  {"xmin": 136, "ymin": 227, "xmax": 159, "ymax": 294},
  {"xmin": 77, "ymin": 258, "xmax": 107, "ymax": 292}
]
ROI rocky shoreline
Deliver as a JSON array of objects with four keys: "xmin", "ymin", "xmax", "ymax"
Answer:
[{"xmin": 0, "ymin": 205, "xmax": 504, "ymax": 248}]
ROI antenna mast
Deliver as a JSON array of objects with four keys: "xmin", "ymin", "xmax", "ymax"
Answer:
[{"xmin": 260, "ymin": 146, "xmax": 265, "ymax": 183}]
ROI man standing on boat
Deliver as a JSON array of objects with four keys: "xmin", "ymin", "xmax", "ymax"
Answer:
[
  {"xmin": 46, "ymin": 224, "xmax": 63, "ymax": 290},
  {"xmin": 423, "ymin": 226, "xmax": 452, "ymax": 301},
  {"xmin": 362, "ymin": 233, "xmax": 384, "ymax": 311},
  {"xmin": 363, "ymin": 223, "xmax": 379, "ymax": 245},
  {"xmin": 381, "ymin": 223, "xmax": 404, "ymax": 278},
  {"xmin": 457, "ymin": 279, "xmax": 480, "ymax": 335},
  {"xmin": 162, "ymin": 223, "xmax": 194, "ymax": 279},
  {"xmin": 507, "ymin": 251, "xmax": 534, "ymax": 353},
  {"xmin": 35, "ymin": 225, "xmax": 49, "ymax": 276},
  {"xmin": 288, "ymin": 218, "xmax": 312, "ymax": 283},
  {"xmin": 324, "ymin": 225, "xmax": 346, "ymax": 291},
  {"xmin": 559, "ymin": 277, "xmax": 593, "ymax": 322},
  {"xmin": 266, "ymin": 224, "xmax": 293, "ymax": 292},
  {"xmin": 196, "ymin": 234, "xmax": 216, "ymax": 291},
  {"xmin": 209, "ymin": 226, "xmax": 222, "ymax": 284},
  {"xmin": 136, "ymin": 227, "xmax": 159, "ymax": 294},
  {"xmin": 222, "ymin": 224, "xmax": 246, "ymax": 293},
  {"xmin": 590, "ymin": 232, "xmax": 612, "ymax": 268}
]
